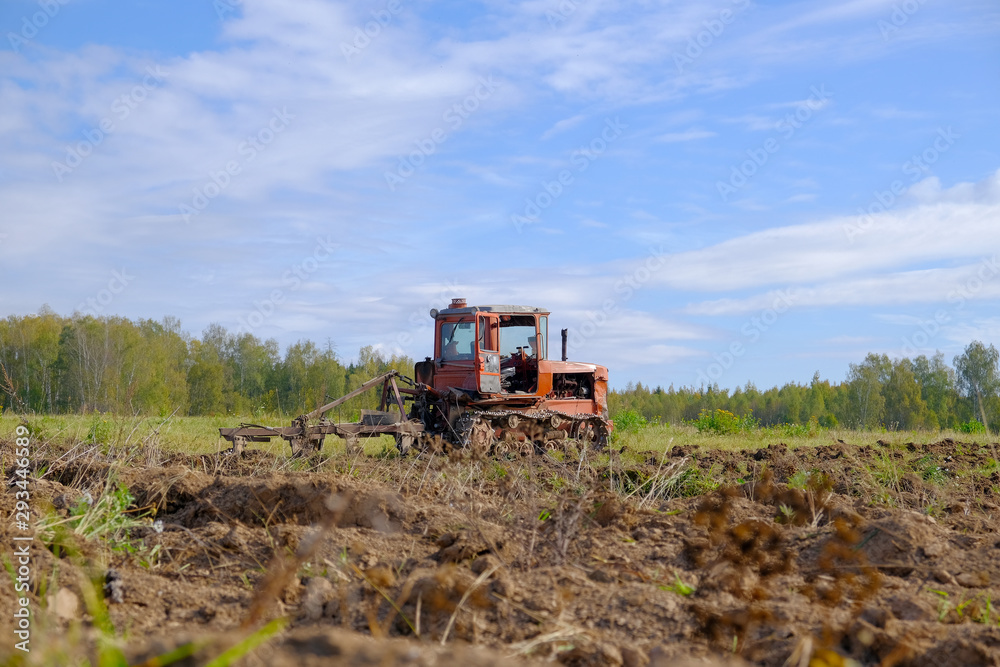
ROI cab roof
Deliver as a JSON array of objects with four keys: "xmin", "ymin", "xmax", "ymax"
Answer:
[{"xmin": 436, "ymin": 305, "xmax": 549, "ymax": 317}]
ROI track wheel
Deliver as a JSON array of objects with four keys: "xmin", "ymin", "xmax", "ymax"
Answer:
[
  {"xmin": 542, "ymin": 440, "xmax": 563, "ymax": 456},
  {"xmin": 469, "ymin": 419, "xmax": 494, "ymax": 459},
  {"xmin": 494, "ymin": 439, "xmax": 513, "ymax": 458},
  {"xmin": 572, "ymin": 420, "xmax": 594, "ymax": 446},
  {"xmin": 517, "ymin": 439, "xmax": 535, "ymax": 457},
  {"xmin": 593, "ymin": 421, "xmax": 610, "ymax": 450}
]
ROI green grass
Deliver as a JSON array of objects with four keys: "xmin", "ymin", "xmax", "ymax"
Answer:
[
  {"xmin": 661, "ymin": 571, "xmax": 696, "ymax": 597},
  {"xmin": 611, "ymin": 422, "xmax": 990, "ymax": 455}
]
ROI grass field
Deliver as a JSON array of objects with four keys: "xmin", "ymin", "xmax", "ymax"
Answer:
[
  {"xmin": 1, "ymin": 410, "xmax": 989, "ymax": 456},
  {"xmin": 612, "ymin": 420, "xmax": 992, "ymax": 453}
]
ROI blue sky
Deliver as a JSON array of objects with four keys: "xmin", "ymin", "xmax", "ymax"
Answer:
[{"xmin": 2, "ymin": 0, "xmax": 999, "ymax": 391}]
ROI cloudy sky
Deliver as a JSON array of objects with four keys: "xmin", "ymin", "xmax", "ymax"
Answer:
[{"xmin": 2, "ymin": 0, "xmax": 999, "ymax": 390}]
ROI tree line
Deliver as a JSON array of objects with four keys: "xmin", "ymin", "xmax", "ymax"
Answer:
[
  {"xmin": 611, "ymin": 343, "xmax": 1000, "ymax": 432},
  {"xmin": 2, "ymin": 310, "xmax": 998, "ymax": 431},
  {"xmin": 0, "ymin": 309, "xmax": 412, "ymax": 417}
]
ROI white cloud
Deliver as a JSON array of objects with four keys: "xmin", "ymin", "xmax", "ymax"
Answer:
[
  {"xmin": 720, "ymin": 114, "xmax": 777, "ymax": 132},
  {"xmin": 765, "ymin": 0, "xmax": 902, "ymax": 34},
  {"xmin": 873, "ymin": 314, "xmax": 927, "ymax": 326},
  {"xmin": 650, "ymin": 171, "xmax": 1000, "ymax": 293},
  {"xmin": 655, "ymin": 129, "xmax": 716, "ymax": 143},
  {"xmin": 822, "ymin": 335, "xmax": 881, "ymax": 345},
  {"xmin": 944, "ymin": 318, "xmax": 1000, "ymax": 347},
  {"xmin": 764, "ymin": 97, "xmax": 833, "ymax": 111},
  {"xmin": 541, "ymin": 114, "xmax": 586, "ymax": 140},
  {"xmin": 785, "ymin": 193, "xmax": 816, "ymax": 203},
  {"xmin": 869, "ymin": 106, "xmax": 930, "ymax": 120},
  {"xmin": 562, "ymin": 309, "xmax": 706, "ymax": 369},
  {"xmin": 685, "ymin": 259, "xmax": 1000, "ymax": 316}
]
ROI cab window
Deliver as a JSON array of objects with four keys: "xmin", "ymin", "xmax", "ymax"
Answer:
[
  {"xmin": 478, "ymin": 316, "xmax": 498, "ymax": 352},
  {"xmin": 498, "ymin": 315, "xmax": 538, "ymax": 358},
  {"xmin": 440, "ymin": 320, "xmax": 475, "ymax": 360}
]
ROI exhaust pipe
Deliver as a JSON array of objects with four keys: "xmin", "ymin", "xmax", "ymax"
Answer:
[{"xmin": 561, "ymin": 328, "xmax": 568, "ymax": 361}]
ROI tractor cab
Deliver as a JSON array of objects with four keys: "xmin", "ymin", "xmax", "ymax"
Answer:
[{"xmin": 418, "ymin": 299, "xmax": 549, "ymax": 397}]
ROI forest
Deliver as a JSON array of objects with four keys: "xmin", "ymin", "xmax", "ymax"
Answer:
[
  {"xmin": 1, "ymin": 309, "xmax": 998, "ymax": 432},
  {"xmin": 0, "ymin": 308, "xmax": 412, "ymax": 418},
  {"xmin": 611, "ymin": 344, "xmax": 1000, "ymax": 433}
]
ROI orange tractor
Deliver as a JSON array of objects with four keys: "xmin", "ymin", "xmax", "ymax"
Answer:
[{"xmin": 220, "ymin": 298, "xmax": 611, "ymax": 456}]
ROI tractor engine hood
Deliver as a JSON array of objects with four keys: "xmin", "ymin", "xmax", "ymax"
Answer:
[{"xmin": 542, "ymin": 360, "xmax": 609, "ymax": 381}]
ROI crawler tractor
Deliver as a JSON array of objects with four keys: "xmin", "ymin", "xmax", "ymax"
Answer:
[{"xmin": 219, "ymin": 299, "xmax": 611, "ymax": 457}]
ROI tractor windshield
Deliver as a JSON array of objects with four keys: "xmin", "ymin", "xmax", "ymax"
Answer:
[{"xmin": 440, "ymin": 320, "xmax": 475, "ymax": 360}]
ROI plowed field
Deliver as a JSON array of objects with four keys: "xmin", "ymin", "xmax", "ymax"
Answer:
[{"xmin": 3, "ymin": 436, "xmax": 999, "ymax": 666}]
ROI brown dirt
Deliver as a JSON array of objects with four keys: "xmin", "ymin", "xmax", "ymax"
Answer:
[{"xmin": 2, "ymin": 437, "xmax": 1000, "ymax": 666}]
